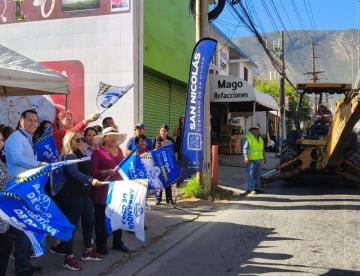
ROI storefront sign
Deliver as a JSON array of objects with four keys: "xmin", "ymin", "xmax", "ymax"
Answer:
[
  {"xmin": 210, "ymin": 75, "xmax": 255, "ymax": 102},
  {"xmin": 0, "ymin": 0, "xmax": 130, "ymax": 25}
]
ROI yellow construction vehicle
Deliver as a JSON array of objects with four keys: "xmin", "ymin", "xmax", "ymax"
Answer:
[{"xmin": 262, "ymin": 83, "xmax": 360, "ymax": 183}]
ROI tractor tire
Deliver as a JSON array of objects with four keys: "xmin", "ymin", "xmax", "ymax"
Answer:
[
  {"xmin": 343, "ymin": 141, "xmax": 360, "ymax": 183},
  {"xmin": 280, "ymin": 144, "xmax": 299, "ymax": 164}
]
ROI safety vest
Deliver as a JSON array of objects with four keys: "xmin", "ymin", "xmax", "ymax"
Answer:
[{"xmin": 246, "ymin": 132, "xmax": 264, "ymax": 160}]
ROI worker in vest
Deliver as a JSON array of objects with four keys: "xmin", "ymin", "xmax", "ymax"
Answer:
[{"xmin": 243, "ymin": 124, "xmax": 265, "ymax": 195}]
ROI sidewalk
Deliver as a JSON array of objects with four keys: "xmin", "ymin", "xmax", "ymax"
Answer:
[
  {"xmin": 6, "ymin": 154, "xmax": 279, "ymax": 275},
  {"xmin": 218, "ymin": 152, "xmax": 279, "ymax": 193},
  {"xmin": 7, "ymin": 198, "xmax": 215, "ymax": 275}
]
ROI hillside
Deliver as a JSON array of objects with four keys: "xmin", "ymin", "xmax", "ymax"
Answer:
[{"xmin": 234, "ymin": 30, "xmax": 359, "ymax": 85}]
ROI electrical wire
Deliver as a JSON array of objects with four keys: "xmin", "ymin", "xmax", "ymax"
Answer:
[{"xmin": 226, "ymin": 0, "xmax": 296, "ymax": 89}]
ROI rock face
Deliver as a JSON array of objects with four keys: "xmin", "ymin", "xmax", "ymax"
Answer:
[{"xmin": 234, "ymin": 30, "xmax": 360, "ymax": 84}]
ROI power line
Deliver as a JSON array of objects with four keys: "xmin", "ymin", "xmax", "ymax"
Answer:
[
  {"xmin": 306, "ymin": 0, "xmax": 318, "ymax": 30},
  {"xmin": 290, "ymin": 0, "xmax": 306, "ymax": 31},
  {"xmin": 302, "ymin": 0, "xmax": 316, "ymax": 30},
  {"xmin": 226, "ymin": 0, "xmax": 296, "ymax": 89},
  {"xmin": 259, "ymin": 0, "xmax": 281, "ymax": 35},
  {"xmin": 267, "ymin": 0, "xmax": 308, "ymax": 80},
  {"xmin": 278, "ymin": 0, "xmax": 296, "ymax": 30}
]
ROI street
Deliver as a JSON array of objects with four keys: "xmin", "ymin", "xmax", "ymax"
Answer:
[{"xmin": 111, "ymin": 175, "xmax": 360, "ymax": 276}]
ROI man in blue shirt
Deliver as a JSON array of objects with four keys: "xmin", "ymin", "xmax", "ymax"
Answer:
[
  {"xmin": 5, "ymin": 110, "xmax": 46, "ymax": 276},
  {"xmin": 125, "ymin": 123, "xmax": 153, "ymax": 155}
]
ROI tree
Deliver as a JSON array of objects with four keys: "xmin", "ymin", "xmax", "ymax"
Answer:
[{"xmin": 255, "ymin": 80, "xmax": 311, "ymax": 128}]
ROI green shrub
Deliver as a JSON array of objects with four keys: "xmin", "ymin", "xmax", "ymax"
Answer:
[{"xmin": 181, "ymin": 176, "xmax": 201, "ymax": 198}]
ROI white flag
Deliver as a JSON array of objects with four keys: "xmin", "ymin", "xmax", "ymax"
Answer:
[
  {"xmin": 105, "ymin": 180, "xmax": 148, "ymax": 241},
  {"xmin": 97, "ymin": 82, "xmax": 134, "ymax": 109}
]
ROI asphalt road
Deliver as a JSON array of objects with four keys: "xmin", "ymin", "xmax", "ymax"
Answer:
[{"xmin": 112, "ymin": 175, "xmax": 360, "ymax": 276}]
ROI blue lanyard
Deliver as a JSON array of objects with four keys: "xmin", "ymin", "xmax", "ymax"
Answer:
[{"xmin": 18, "ymin": 129, "xmax": 36, "ymax": 156}]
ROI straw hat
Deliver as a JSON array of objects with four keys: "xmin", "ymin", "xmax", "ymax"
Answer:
[{"xmin": 94, "ymin": 127, "xmax": 127, "ymax": 145}]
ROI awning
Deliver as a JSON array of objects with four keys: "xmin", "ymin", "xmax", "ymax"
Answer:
[
  {"xmin": 254, "ymin": 89, "xmax": 278, "ymax": 111},
  {"xmin": 210, "ymin": 75, "xmax": 278, "ymax": 111},
  {"xmin": 0, "ymin": 45, "xmax": 69, "ymax": 96}
]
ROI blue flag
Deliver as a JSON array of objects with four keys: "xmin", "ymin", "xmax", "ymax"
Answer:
[
  {"xmin": 180, "ymin": 38, "xmax": 217, "ymax": 179},
  {"xmin": 34, "ymin": 127, "xmax": 65, "ymax": 195},
  {"xmin": 0, "ymin": 164, "xmax": 76, "ymax": 256},
  {"xmin": 118, "ymin": 144, "xmax": 180, "ymax": 192}
]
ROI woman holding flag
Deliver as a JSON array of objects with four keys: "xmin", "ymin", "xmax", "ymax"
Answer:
[
  {"xmin": 91, "ymin": 127, "xmax": 130, "ymax": 255},
  {"xmin": 54, "ymin": 110, "xmax": 100, "ymax": 152},
  {"xmin": 57, "ymin": 130, "xmax": 104, "ymax": 271}
]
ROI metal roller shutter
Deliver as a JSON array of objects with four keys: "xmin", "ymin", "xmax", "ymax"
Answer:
[
  {"xmin": 169, "ymin": 82, "xmax": 187, "ymax": 136},
  {"xmin": 143, "ymin": 72, "xmax": 170, "ymax": 138}
]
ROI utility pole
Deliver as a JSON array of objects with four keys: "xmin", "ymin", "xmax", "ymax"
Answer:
[
  {"xmin": 195, "ymin": 0, "xmax": 211, "ymax": 197},
  {"xmin": 304, "ymin": 41, "xmax": 324, "ymax": 83},
  {"xmin": 304, "ymin": 41, "xmax": 324, "ymax": 110},
  {"xmin": 279, "ymin": 31, "xmax": 286, "ymax": 145}
]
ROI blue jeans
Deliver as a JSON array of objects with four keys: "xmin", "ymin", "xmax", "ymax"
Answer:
[
  {"xmin": 14, "ymin": 228, "xmax": 31, "ymax": 274},
  {"xmin": 246, "ymin": 160, "xmax": 262, "ymax": 191}
]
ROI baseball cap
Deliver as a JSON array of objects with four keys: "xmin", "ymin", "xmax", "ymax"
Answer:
[
  {"xmin": 134, "ymin": 123, "xmax": 144, "ymax": 129},
  {"xmin": 250, "ymin": 124, "xmax": 260, "ymax": 129}
]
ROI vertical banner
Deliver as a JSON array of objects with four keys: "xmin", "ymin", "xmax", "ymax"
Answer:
[{"xmin": 180, "ymin": 38, "xmax": 217, "ymax": 179}]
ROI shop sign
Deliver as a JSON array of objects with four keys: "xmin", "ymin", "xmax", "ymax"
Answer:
[{"xmin": 210, "ymin": 75, "xmax": 256, "ymax": 102}]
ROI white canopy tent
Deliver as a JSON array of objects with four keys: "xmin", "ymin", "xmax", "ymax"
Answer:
[
  {"xmin": 0, "ymin": 44, "xmax": 69, "ymax": 96},
  {"xmin": 0, "ymin": 45, "xmax": 69, "ymax": 128}
]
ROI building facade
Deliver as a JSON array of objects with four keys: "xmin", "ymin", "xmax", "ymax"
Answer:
[
  {"xmin": 0, "ymin": 0, "xmax": 197, "ymax": 143},
  {"xmin": 209, "ymin": 24, "xmax": 279, "ymax": 150},
  {"xmin": 0, "ymin": 0, "xmax": 139, "ymax": 139}
]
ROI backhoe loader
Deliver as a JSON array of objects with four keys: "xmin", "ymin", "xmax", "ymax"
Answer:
[{"xmin": 262, "ymin": 83, "xmax": 360, "ymax": 183}]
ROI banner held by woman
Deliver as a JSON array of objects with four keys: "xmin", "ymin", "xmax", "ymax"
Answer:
[
  {"xmin": 97, "ymin": 82, "xmax": 134, "ymax": 115},
  {"xmin": 105, "ymin": 179, "xmax": 148, "ymax": 241}
]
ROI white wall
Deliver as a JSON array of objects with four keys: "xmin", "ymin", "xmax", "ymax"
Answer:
[
  {"xmin": 209, "ymin": 29, "xmax": 229, "ymax": 76},
  {"xmin": 0, "ymin": 13, "xmax": 136, "ymax": 146},
  {"xmin": 244, "ymin": 111, "xmax": 267, "ymax": 136}
]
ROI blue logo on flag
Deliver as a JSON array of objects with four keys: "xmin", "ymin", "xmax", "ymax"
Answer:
[{"xmin": 118, "ymin": 144, "xmax": 180, "ymax": 192}]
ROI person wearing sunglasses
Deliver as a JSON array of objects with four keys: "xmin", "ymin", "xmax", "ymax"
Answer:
[{"xmin": 55, "ymin": 131, "xmax": 104, "ymax": 271}]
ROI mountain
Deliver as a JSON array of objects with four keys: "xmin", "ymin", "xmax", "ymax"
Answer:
[{"xmin": 234, "ymin": 30, "xmax": 359, "ymax": 85}]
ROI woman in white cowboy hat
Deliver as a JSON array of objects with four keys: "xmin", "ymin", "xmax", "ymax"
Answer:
[{"xmin": 90, "ymin": 127, "xmax": 129, "ymax": 255}]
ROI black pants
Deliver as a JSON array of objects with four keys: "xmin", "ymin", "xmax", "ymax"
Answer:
[
  {"xmin": 59, "ymin": 195, "xmax": 94, "ymax": 255},
  {"xmin": 155, "ymin": 186, "xmax": 173, "ymax": 203},
  {"xmin": 93, "ymin": 204, "xmax": 123, "ymax": 250},
  {"xmin": 0, "ymin": 231, "xmax": 12, "ymax": 276},
  {"xmin": 14, "ymin": 228, "xmax": 31, "ymax": 275}
]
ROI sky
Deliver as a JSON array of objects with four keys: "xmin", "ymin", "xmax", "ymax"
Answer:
[{"xmin": 214, "ymin": 0, "xmax": 359, "ymax": 38}]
